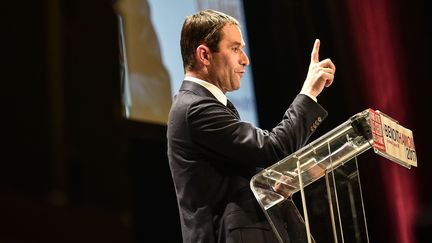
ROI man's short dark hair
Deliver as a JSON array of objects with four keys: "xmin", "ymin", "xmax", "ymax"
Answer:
[{"xmin": 180, "ymin": 9, "xmax": 239, "ymax": 71}]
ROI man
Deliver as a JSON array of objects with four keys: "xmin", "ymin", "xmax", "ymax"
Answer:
[{"xmin": 167, "ymin": 9, "xmax": 335, "ymax": 243}]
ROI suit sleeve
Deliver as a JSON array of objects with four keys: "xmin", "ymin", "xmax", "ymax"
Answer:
[{"xmin": 187, "ymin": 94, "xmax": 327, "ymax": 168}]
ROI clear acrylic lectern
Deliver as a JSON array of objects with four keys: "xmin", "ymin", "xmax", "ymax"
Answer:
[{"xmin": 250, "ymin": 109, "xmax": 417, "ymax": 243}]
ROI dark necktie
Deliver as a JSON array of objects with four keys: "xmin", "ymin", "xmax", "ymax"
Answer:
[{"xmin": 227, "ymin": 99, "xmax": 240, "ymax": 119}]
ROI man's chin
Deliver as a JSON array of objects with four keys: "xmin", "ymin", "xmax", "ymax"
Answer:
[{"xmin": 232, "ymin": 81, "xmax": 241, "ymax": 91}]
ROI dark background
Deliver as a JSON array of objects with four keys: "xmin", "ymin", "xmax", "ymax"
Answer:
[{"xmin": 2, "ymin": 0, "xmax": 431, "ymax": 242}]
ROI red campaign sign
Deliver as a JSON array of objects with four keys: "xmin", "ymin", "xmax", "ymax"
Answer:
[
  {"xmin": 368, "ymin": 109, "xmax": 417, "ymax": 167},
  {"xmin": 368, "ymin": 109, "xmax": 386, "ymax": 152}
]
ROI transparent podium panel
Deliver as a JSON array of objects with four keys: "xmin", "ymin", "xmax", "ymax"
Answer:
[
  {"xmin": 251, "ymin": 110, "xmax": 374, "ymax": 243},
  {"xmin": 302, "ymin": 158, "xmax": 368, "ymax": 243}
]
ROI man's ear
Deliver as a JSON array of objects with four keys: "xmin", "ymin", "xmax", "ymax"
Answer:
[{"xmin": 196, "ymin": 44, "xmax": 211, "ymax": 66}]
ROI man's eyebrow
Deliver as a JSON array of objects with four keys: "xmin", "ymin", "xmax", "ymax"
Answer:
[{"xmin": 231, "ymin": 41, "xmax": 245, "ymax": 47}]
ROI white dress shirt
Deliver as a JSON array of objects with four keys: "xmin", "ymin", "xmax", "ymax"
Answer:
[{"xmin": 184, "ymin": 76, "xmax": 228, "ymax": 106}]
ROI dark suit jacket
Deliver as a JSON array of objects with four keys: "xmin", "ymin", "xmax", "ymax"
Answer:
[{"xmin": 167, "ymin": 81, "xmax": 327, "ymax": 243}]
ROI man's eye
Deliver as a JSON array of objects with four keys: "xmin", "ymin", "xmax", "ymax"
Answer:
[{"xmin": 232, "ymin": 47, "xmax": 239, "ymax": 52}]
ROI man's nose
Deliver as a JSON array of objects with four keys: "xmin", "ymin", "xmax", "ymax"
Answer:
[{"xmin": 241, "ymin": 50, "xmax": 250, "ymax": 66}]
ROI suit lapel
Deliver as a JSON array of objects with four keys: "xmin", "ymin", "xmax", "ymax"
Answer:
[{"xmin": 226, "ymin": 99, "xmax": 240, "ymax": 119}]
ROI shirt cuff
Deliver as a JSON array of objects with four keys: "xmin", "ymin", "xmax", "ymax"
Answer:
[{"xmin": 300, "ymin": 91, "xmax": 317, "ymax": 103}]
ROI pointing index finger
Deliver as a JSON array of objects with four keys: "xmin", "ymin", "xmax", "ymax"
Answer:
[{"xmin": 311, "ymin": 39, "xmax": 320, "ymax": 63}]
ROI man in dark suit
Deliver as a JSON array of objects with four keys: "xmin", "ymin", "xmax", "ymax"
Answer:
[{"xmin": 167, "ymin": 9, "xmax": 335, "ymax": 243}]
